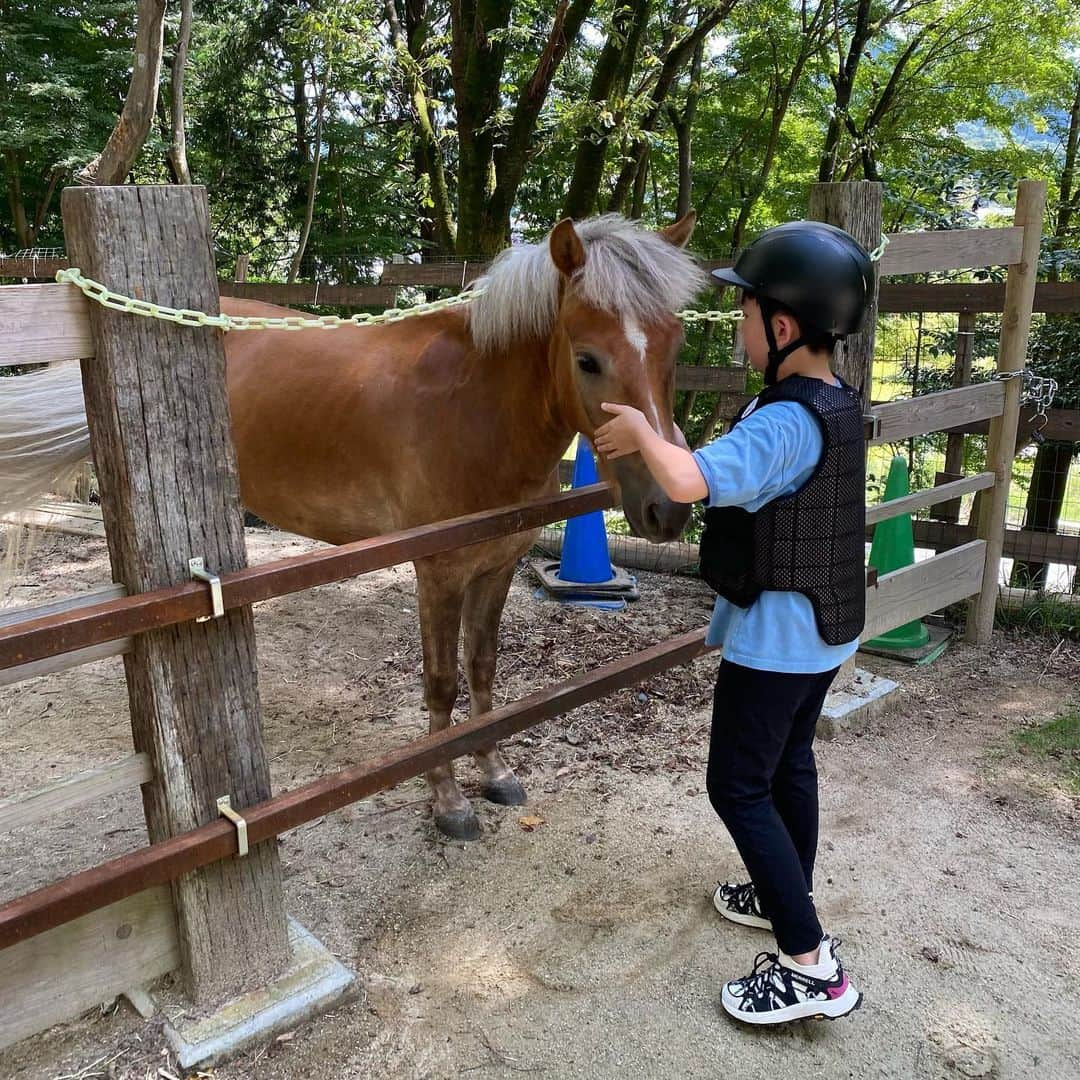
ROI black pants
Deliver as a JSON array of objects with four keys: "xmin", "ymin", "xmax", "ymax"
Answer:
[{"xmin": 706, "ymin": 659, "xmax": 839, "ymax": 957}]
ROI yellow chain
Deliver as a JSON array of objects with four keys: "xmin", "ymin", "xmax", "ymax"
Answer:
[
  {"xmin": 55, "ymin": 268, "xmax": 485, "ymax": 331},
  {"xmin": 57, "ymin": 233, "xmax": 886, "ymax": 332},
  {"xmin": 56, "ymin": 267, "xmax": 743, "ymax": 330}
]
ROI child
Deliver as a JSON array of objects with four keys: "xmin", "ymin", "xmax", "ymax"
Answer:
[{"xmin": 594, "ymin": 221, "xmax": 872, "ymax": 1026}]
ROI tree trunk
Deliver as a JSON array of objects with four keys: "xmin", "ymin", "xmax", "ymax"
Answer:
[
  {"xmin": 809, "ymin": 181, "xmax": 883, "ymax": 410},
  {"xmin": 562, "ymin": 0, "xmax": 651, "ymax": 219},
  {"xmin": 85, "ymin": 0, "xmax": 168, "ymax": 185},
  {"xmin": 452, "ymin": 0, "xmax": 592, "ymax": 256},
  {"xmin": 670, "ymin": 37, "xmax": 704, "ymax": 220},
  {"xmin": 289, "ymin": 76, "xmax": 327, "ymax": 283},
  {"xmin": 168, "ymin": 0, "xmax": 194, "ymax": 185},
  {"xmin": 817, "ymin": 0, "xmax": 872, "ymax": 182},
  {"xmin": 3, "ymin": 150, "xmax": 31, "ymax": 248},
  {"xmin": 630, "ymin": 150, "xmax": 649, "ymax": 219},
  {"xmin": 389, "ymin": 0, "xmax": 456, "ymax": 254},
  {"xmin": 606, "ymin": 3, "xmax": 735, "ymax": 215}
]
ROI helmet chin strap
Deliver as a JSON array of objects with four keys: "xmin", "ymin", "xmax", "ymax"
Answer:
[{"xmin": 759, "ymin": 298, "xmax": 805, "ymax": 386}]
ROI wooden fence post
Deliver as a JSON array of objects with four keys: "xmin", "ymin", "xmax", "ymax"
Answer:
[
  {"xmin": 61, "ymin": 185, "xmax": 289, "ymax": 1003},
  {"xmin": 809, "ymin": 181, "xmax": 884, "ymax": 412},
  {"xmin": 967, "ymin": 180, "xmax": 1047, "ymax": 644},
  {"xmin": 809, "ymin": 182, "xmax": 883, "ymax": 688},
  {"xmin": 934, "ymin": 310, "xmax": 976, "ymax": 522}
]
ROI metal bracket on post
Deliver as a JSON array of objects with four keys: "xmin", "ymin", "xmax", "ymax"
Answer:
[
  {"xmin": 189, "ymin": 557, "xmax": 224, "ymax": 622},
  {"xmin": 216, "ymin": 795, "xmax": 249, "ymax": 857},
  {"xmin": 863, "ymin": 413, "xmax": 881, "ymax": 441}
]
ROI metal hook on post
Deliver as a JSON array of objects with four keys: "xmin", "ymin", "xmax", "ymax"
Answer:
[{"xmin": 189, "ymin": 557, "xmax": 224, "ymax": 622}]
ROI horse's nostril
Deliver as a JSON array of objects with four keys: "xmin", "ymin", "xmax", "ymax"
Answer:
[{"xmin": 643, "ymin": 501, "xmax": 662, "ymax": 537}]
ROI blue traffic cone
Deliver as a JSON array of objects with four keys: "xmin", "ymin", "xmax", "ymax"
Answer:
[
  {"xmin": 532, "ymin": 436, "xmax": 638, "ymax": 607},
  {"xmin": 559, "ymin": 437, "xmax": 614, "ymax": 584}
]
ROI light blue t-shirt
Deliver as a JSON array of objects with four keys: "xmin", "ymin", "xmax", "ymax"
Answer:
[{"xmin": 692, "ymin": 394, "xmax": 860, "ymax": 674}]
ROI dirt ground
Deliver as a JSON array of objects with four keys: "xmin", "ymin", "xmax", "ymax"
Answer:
[{"xmin": 0, "ymin": 526, "xmax": 1077, "ymax": 1080}]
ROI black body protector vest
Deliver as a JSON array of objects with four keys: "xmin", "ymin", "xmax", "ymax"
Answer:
[{"xmin": 698, "ymin": 375, "xmax": 866, "ymax": 646}]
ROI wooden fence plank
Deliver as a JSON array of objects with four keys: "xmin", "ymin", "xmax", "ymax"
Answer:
[
  {"xmin": 0, "ymin": 886, "xmax": 178, "ymax": 1050},
  {"xmin": 876, "ymin": 227, "xmax": 1024, "ymax": 276},
  {"xmin": 0, "ymin": 581, "xmax": 131, "ymax": 687},
  {"xmin": 870, "ymin": 382, "xmax": 1005, "ymax": 445},
  {"xmin": 0, "ymin": 284, "xmax": 94, "ymax": 366},
  {"xmin": 220, "ymin": 282, "xmax": 398, "ymax": 306},
  {"xmin": 863, "ymin": 541, "xmax": 986, "ymax": 640},
  {"xmin": 0, "ymin": 257, "xmax": 70, "ymax": 280},
  {"xmin": 865, "ymin": 472, "xmax": 995, "ymax": 525},
  {"xmin": 673, "ymin": 365, "xmax": 746, "ymax": 392},
  {"xmin": 907, "ymin": 520, "xmax": 1080, "ymax": 565},
  {"xmin": 0, "ymin": 754, "xmax": 152, "ymax": 834}
]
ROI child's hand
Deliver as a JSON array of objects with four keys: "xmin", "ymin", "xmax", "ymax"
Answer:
[{"xmin": 595, "ymin": 403, "xmax": 652, "ymax": 459}]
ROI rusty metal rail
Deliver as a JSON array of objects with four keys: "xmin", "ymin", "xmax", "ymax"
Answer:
[
  {"xmin": 0, "ymin": 627, "xmax": 709, "ymax": 951},
  {"xmin": 0, "ymin": 484, "xmax": 615, "ymax": 672}
]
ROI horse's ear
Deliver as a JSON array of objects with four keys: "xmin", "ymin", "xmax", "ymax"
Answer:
[
  {"xmin": 659, "ymin": 210, "xmax": 696, "ymax": 249},
  {"xmin": 549, "ymin": 218, "xmax": 586, "ymax": 278}
]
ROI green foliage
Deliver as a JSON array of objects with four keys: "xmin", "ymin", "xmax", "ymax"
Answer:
[
  {"xmin": 0, "ymin": 1, "xmax": 134, "ymax": 249},
  {"xmin": 1, "ymin": 0, "xmax": 1079, "ymax": 285}
]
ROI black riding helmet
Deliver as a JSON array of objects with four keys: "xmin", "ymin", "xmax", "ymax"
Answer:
[{"xmin": 712, "ymin": 221, "xmax": 874, "ymax": 385}]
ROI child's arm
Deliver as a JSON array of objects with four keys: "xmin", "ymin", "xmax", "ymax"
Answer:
[
  {"xmin": 595, "ymin": 403, "xmax": 708, "ymax": 503},
  {"xmin": 596, "ymin": 399, "xmax": 823, "ymax": 511}
]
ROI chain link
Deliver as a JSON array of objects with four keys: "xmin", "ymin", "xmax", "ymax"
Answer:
[
  {"xmin": 992, "ymin": 368, "xmax": 1058, "ymax": 441},
  {"xmin": 57, "ymin": 231, "xmax": 888, "ymax": 334},
  {"xmin": 56, "ymin": 268, "xmax": 486, "ymax": 331}
]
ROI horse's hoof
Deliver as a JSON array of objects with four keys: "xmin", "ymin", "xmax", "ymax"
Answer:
[
  {"xmin": 434, "ymin": 808, "xmax": 482, "ymax": 841},
  {"xmin": 481, "ymin": 775, "xmax": 527, "ymax": 806}
]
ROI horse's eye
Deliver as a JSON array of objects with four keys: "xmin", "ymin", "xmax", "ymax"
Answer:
[{"xmin": 577, "ymin": 353, "xmax": 602, "ymax": 375}]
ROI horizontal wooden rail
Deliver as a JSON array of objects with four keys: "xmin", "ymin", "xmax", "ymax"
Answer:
[
  {"xmin": 0, "ymin": 886, "xmax": 177, "ymax": 1049},
  {"xmin": 862, "ymin": 540, "xmax": 986, "ymax": 640},
  {"xmin": 870, "ymin": 382, "xmax": 1005, "ymax": 445},
  {"xmin": 876, "ymin": 228, "xmax": 1023, "ymax": 276},
  {"xmin": 0, "ymin": 485, "xmax": 616, "ymax": 673},
  {"xmin": 866, "ymin": 472, "xmax": 995, "ymax": 526},
  {"xmin": 878, "ymin": 280, "xmax": 1080, "ymax": 314},
  {"xmin": 6, "ymin": 278, "xmax": 1080, "ymax": 370},
  {"xmin": 220, "ymin": 282, "xmax": 398, "ymax": 307},
  {"xmin": 0, "ymin": 627, "xmax": 710, "ymax": 951},
  {"xmin": 0, "ymin": 583, "xmax": 129, "ymax": 686},
  {"xmin": 909, "ymin": 520, "xmax": 1080, "ymax": 565},
  {"xmin": 0, "ymin": 283, "xmax": 93, "ymax": 365},
  {"xmin": 0, "ymin": 754, "xmax": 152, "ymax": 833},
  {"xmin": 673, "ymin": 365, "xmax": 745, "ymax": 392}
]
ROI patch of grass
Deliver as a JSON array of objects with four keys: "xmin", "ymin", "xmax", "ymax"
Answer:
[
  {"xmin": 1014, "ymin": 705, "xmax": 1080, "ymax": 796},
  {"xmin": 994, "ymin": 596, "xmax": 1079, "ymax": 640}
]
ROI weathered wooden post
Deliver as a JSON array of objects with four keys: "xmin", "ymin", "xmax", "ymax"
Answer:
[
  {"xmin": 809, "ymin": 181, "xmax": 883, "ymax": 699},
  {"xmin": 934, "ymin": 310, "xmax": 976, "ymax": 523},
  {"xmin": 809, "ymin": 180, "xmax": 883, "ymax": 412},
  {"xmin": 60, "ymin": 185, "xmax": 289, "ymax": 1000},
  {"xmin": 967, "ymin": 180, "xmax": 1046, "ymax": 643}
]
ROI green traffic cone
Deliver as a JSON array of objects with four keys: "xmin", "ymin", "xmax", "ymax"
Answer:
[{"xmin": 865, "ymin": 455, "xmax": 930, "ymax": 650}]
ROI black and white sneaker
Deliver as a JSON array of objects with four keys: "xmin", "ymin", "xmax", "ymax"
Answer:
[
  {"xmin": 712, "ymin": 881, "xmax": 771, "ymax": 930},
  {"xmin": 720, "ymin": 935, "xmax": 862, "ymax": 1026}
]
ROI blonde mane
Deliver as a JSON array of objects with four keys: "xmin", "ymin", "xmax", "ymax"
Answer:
[{"xmin": 467, "ymin": 214, "xmax": 709, "ymax": 354}]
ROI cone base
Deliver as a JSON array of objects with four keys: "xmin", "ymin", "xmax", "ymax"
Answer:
[{"xmin": 860, "ymin": 623, "xmax": 951, "ymax": 665}]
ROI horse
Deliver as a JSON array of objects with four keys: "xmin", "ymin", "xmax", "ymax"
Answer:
[{"xmin": 1, "ymin": 212, "xmax": 707, "ymax": 839}]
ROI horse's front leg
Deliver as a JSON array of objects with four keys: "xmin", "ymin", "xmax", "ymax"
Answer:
[
  {"xmin": 415, "ymin": 560, "xmax": 479, "ymax": 840},
  {"xmin": 463, "ymin": 560, "xmax": 527, "ymax": 806}
]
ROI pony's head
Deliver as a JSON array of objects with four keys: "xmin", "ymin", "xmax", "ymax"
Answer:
[{"xmin": 469, "ymin": 212, "xmax": 706, "ymax": 542}]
